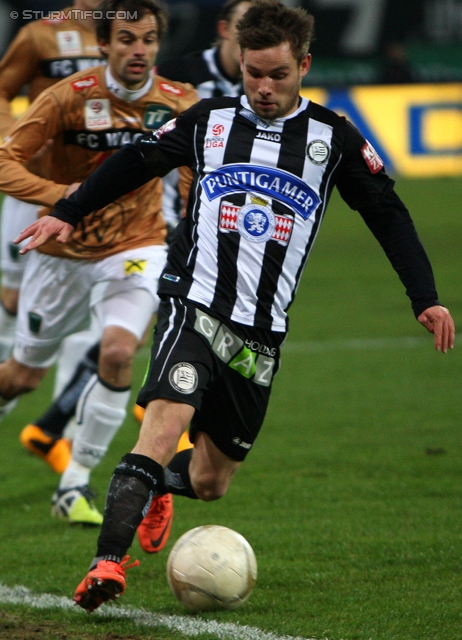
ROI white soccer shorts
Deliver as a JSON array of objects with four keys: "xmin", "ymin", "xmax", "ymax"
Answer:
[
  {"xmin": 0, "ymin": 196, "xmax": 39, "ymax": 289},
  {"xmin": 13, "ymin": 244, "xmax": 168, "ymax": 368}
]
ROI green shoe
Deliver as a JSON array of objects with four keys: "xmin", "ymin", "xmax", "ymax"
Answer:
[{"xmin": 51, "ymin": 486, "xmax": 103, "ymax": 527}]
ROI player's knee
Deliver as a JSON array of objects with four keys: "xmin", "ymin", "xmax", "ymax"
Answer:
[
  {"xmin": 14, "ymin": 369, "xmax": 44, "ymax": 393},
  {"xmin": 1, "ymin": 288, "xmax": 19, "ymax": 315},
  {"xmin": 0, "ymin": 360, "xmax": 44, "ymax": 396},
  {"xmin": 100, "ymin": 340, "xmax": 135, "ymax": 371},
  {"xmin": 191, "ymin": 474, "xmax": 230, "ymax": 502}
]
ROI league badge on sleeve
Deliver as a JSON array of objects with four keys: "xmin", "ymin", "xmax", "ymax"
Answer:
[{"xmin": 361, "ymin": 141, "xmax": 384, "ymax": 174}]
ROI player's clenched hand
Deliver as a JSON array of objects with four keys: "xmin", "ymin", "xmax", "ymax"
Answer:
[
  {"xmin": 417, "ymin": 305, "xmax": 455, "ymax": 353},
  {"xmin": 14, "ymin": 216, "xmax": 74, "ymax": 254}
]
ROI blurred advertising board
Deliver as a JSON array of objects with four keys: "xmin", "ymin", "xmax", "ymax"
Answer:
[{"xmin": 302, "ymin": 83, "xmax": 462, "ymax": 177}]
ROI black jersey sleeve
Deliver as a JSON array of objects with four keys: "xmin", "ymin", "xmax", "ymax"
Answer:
[
  {"xmin": 335, "ymin": 121, "xmax": 440, "ymax": 318},
  {"xmin": 50, "ymin": 104, "xmax": 199, "ymax": 227},
  {"xmin": 358, "ymin": 189, "xmax": 440, "ymax": 318},
  {"xmin": 335, "ymin": 121, "xmax": 394, "ymax": 208}
]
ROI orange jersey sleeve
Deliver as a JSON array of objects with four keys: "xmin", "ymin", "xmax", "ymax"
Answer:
[
  {"xmin": 0, "ymin": 66, "xmax": 199, "ymax": 260},
  {"xmin": 0, "ymin": 89, "xmax": 68, "ymax": 205},
  {"xmin": 0, "ymin": 24, "xmax": 42, "ymax": 138}
]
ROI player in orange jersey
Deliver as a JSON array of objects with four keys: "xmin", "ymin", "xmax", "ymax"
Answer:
[
  {"xmin": 0, "ymin": 0, "xmax": 105, "ymax": 468},
  {"xmin": 0, "ymin": 0, "xmax": 197, "ymax": 535}
]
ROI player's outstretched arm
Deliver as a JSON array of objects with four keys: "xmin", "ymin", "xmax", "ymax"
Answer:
[
  {"xmin": 15, "ymin": 216, "xmax": 74, "ymax": 253},
  {"xmin": 417, "ymin": 305, "xmax": 455, "ymax": 353}
]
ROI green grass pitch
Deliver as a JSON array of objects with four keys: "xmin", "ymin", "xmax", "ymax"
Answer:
[{"xmin": 0, "ymin": 177, "xmax": 461, "ymax": 640}]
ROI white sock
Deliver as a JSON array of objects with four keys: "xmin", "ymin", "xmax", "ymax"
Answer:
[
  {"xmin": 59, "ymin": 374, "xmax": 130, "ymax": 489},
  {"xmin": 58, "ymin": 460, "xmax": 90, "ymax": 490},
  {"xmin": 52, "ymin": 318, "xmax": 101, "ymax": 398},
  {"xmin": 0, "ymin": 303, "xmax": 16, "ymax": 362}
]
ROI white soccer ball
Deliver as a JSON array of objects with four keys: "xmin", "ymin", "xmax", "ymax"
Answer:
[{"xmin": 166, "ymin": 524, "xmax": 257, "ymax": 612}]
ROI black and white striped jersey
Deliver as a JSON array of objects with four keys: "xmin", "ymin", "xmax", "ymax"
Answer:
[
  {"xmin": 151, "ymin": 95, "xmax": 438, "ymax": 331},
  {"xmin": 156, "ymin": 47, "xmax": 243, "ymax": 100},
  {"xmin": 54, "ymin": 94, "xmax": 440, "ymax": 331}
]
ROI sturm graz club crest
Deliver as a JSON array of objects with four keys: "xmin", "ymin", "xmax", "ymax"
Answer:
[
  {"xmin": 237, "ymin": 203, "xmax": 275, "ymax": 243},
  {"xmin": 306, "ymin": 140, "xmax": 330, "ymax": 165},
  {"xmin": 168, "ymin": 362, "xmax": 198, "ymax": 394}
]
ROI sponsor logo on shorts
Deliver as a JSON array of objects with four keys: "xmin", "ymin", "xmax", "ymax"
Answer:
[
  {"xmin": 232, "ymin": 437, "xmax": 252, "ymax": 450},
  {"xmin": 8, "ymin": 242, "xmax": 20, "ymax": 261},
  {"xmin": 28, "ymin": 312, "xmax": 42, "ymax": 335},
  {"xmin": 194, "ymin": 309, "xmax": 277, "ymax": 387},
  {"xmin": 124, "ymin": 259, "xmax": 147, "ymax": 275},
  {"xmin": 169, "ymin": 363, "xmax": 198, "ymax": 394}
]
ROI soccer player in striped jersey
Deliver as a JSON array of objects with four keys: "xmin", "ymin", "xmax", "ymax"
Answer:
[
  {"xmin": 14, "ymin": 0, "xmax": 455, "ymax": 611},
  {"xmin": 132, "ymin": 0, "xmax": 253, "ymax": 423}
]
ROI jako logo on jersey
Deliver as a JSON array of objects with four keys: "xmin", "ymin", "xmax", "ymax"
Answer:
[
  {"xmin": 212, "ymin": 124, "xmax": 225, "ymax": 136},
  {"xmin": 202, "ymin": 164, "xmax": 321, "ymax": 221},
  {"xmin": 361, "ymin": 140, "xmax": 384, "ymax": 174},
  {"xmin": 159, "ymin": 82, "xmax": 183, "ymax": 97},
  {"xmin": 256, "ymin": 131, "xmax": 281, "ymax": 142},
  {"xmin": 71, "ymin": 75, "xmax": 98, "ymax": 91}
]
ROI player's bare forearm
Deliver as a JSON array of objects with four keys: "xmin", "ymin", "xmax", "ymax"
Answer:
[
  {"xmin": 15, "ymin": 217, "xmax": 74, "ymax": 254},
  {"xmin": 417, "ymin": 305, "xmax": 455, "ymax": 353}
]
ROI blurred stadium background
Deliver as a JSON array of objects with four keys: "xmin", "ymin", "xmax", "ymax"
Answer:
[{"xmin": 3, "ymin": 0, "xmax": 462, "ymax": 178}]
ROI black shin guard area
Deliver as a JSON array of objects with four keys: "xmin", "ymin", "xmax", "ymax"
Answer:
[
  {"xmin": 96, "ymin": 453, "xmax": 164, "ymax": 559},
  {"xmin": 164, "ymin": 448, "xmax": 198, "ymax": 499}
]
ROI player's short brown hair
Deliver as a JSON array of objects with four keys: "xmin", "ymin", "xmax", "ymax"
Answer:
[
  {"xmin": 236, "ymin": 0, "xmax": 314, "ymax": 63},
  {"xmin": 96, "ymin": 0, "xmax": 168, "ymax": 47}
]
